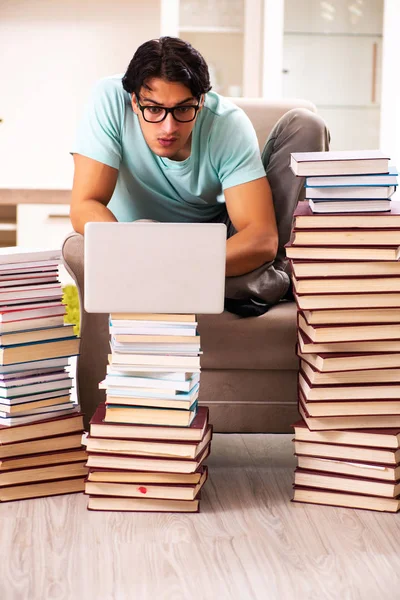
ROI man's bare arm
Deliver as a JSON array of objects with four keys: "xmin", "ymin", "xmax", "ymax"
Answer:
[
  {"xmin": 224, "ymin": 177, "xmax": 278, "ymax": 277},
  {"xmin": 70, "ymin": 154, "xmax": 119, "ymax": 235}
]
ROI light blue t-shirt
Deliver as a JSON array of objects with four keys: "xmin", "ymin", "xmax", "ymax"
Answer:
[{"xmin": 72, "ymin": 75, "xmax": 266, "ymax": 222}]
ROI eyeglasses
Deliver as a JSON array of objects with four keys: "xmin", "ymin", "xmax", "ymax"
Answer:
[{"xmin": 137, "ymin": 99, "xmax": 201, "ymax": 123}]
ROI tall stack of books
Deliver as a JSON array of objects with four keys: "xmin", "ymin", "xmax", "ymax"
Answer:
[
  {"xmin": 0, "ymin": 247, "xmax": 86, "ymax": 502},
  {"xmin": 288, "ymin": 150, "xmax": 400, "ymax": 512},
  {"xmin": 84, "ymin": 313, "xmax": 211, "ymax": 513}
]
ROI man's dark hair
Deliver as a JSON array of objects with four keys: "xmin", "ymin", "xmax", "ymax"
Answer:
[{"xmin": 122, "ymin": 37, "xmax": 211, "ymax": 99}]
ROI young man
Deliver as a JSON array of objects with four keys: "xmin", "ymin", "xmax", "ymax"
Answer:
[{"xmin": 71, "ymin": 37, "xmax": 329, "ymax": 315}]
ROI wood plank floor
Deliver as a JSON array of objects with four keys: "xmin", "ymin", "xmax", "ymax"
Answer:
[{"xmin": 1, "ymin": 434, "xmax": 400, "ymax": 600}]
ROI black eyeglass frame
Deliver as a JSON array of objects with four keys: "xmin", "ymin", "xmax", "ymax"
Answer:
[{"xmin": 136, "ymin": 99, "xmax": 201, "ymax": 123}]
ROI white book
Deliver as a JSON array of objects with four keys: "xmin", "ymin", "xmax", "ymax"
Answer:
[
  {"xmin": 0, "ymin": 303, "xmax": 65, "ymax": 323},
  {"xmin": 111, "ymin": 342, "xmax": 201, "ymax": 354},
  {"xmin": 306, "ymin": 166, "xmax": 398, "ymax": 187},
  {"xmin": 0, "ymin": 260, "xmax": 60, "ymax": 272},
  {"xmin": 305, "ymin": 185, "xmax": 396, "ymax": 199},
  {"xmin": 102, "ymin": 373, "xmax": 200, "ymax": 393},
  {"xmin": 0, "ymin": 247, "xmax": 62, "ymax": 265},
  {"xmin": 0, "ymin": 283, "xmax": 62, "ymax": 297},
  {"xmin": 0, "ymin": 276, "xmax": 59, "ymax": 288},
  {"xmin": 109, "ymin": 324, "xmax": 197, "ymax": 336},
  {"xmin": 0, "ymin": 357, "xmax": 69, "ymax": 375},
  {"xmin": 106, "ymin": 365, "xmax": 200, "ymax": 376},
  {"xmin": 0, "ymin": 315, "xmax": 65, "ymax": 334},
  {"xmin": 0, "ymin": 370, "xmax": 69, "ymax": 387},
  {"xmin": 0, "ymin": 386, "xmax": 72, "ymax": 404},
  {"xmin": 0, "ymin": 403, "xmax": 79, "ymax": 426},
  {"xmin": 109, "ymin": 353, "xmax": 201, "ymax": 368},
  {"xmin": 0, "ymin": 377, "xmax": 72, "ymax": 399},
  {"xmin": 308, "ymin": 199, "xmax": 391, "ymax": 213},
  {"xmin": 103, "ymin": 384, "xmax": 199, "ymax": 401}
]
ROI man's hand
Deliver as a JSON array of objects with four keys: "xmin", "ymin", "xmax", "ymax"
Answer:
[
  {"xmin": 70, "ymin": 154, "xmax": 119, "ymax": 235},
  {"xmin": 224, "ymin": 177, "xmax": 278, "ymax": 277}
]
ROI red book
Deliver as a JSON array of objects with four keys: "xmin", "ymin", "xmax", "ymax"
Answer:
[
  {"xmin": 85, "ymin": 466, "xmax": 208, "ymax": 502},
  {"xmin": 90, "ymin": 402, "xmax": 209, "ymax": 442},
  {"xmin": 86, "ymin": 443, "xmax": 211, "ymax": 474},
  {"xmin": 87, "ymin": 465, "xmax": 206, "ymax": 485},
  {"xmin": 0, "ymin": 413, "xmax": 84, "ymax": 445},
  {"xmin": 0, "ymin": 476, "xmax": 85, "ymax": 503},
  {"xmin": 293, "ymin": 200, "xmax": 400, "ymax": 229},
  {"xmin": 293, "ymin": 485, "xmax": 400, "ymax": 512},
  {"xmin": 87, "ymin": 494, "xmax": 201, "ymax": 513},
  {"xmin": 298, "ymin": 395, "xmax": 400, "ymax": 431},
  {"xmin": 85, "ymin": 425, "xmax": 212, "ymax": 460},
  {"xmin": 298, "ymin": 329, "xmax": 400, "ymax": 354},
  {"xmin": 292, "ymin": 418, "xmax": 400, "ymax": 449},
  {"xmin": 294, "ymin": 467, "xmax": 400, "ymax": 497},
  {"xmin": 0, "ymin": 447, "xmax": 87, "ymax": 472}
]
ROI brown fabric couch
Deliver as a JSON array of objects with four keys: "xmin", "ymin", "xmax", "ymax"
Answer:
[{"xmin": 63, "ymin": 98, "xmax": 315, "ymax": 431}]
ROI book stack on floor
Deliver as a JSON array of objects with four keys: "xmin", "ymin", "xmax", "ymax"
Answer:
[
  {"xmin": 288, "ymin": 150, "xmax": 400, "ymax": 512},
  {"xmin": 84, "ymin": 313, "xmax": 212, "ymax": 513},
  {"xmin": 0, "ymin": 247, "xmax": 86, "ymax": 502}
]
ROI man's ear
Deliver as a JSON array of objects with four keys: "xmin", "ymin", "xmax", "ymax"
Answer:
[
  {"xmin": 198, "ymin": 94, "xmax": 205, "ymax": 111},
  {"xmin": 131, "ymin": 93, "xmax": 139, "ymax": 115}
]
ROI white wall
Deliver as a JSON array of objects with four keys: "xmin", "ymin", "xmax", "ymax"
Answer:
[
  {"xmin": 380, "ymin": 0, "xmax": 400, "ymax": 171},
  {"xmin": 0, "ymin": 0, "xmax": 161, "ymax": 189}
]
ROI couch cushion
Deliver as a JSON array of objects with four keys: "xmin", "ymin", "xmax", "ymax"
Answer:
[
  {"xmin": 230, "ymin": 98, "xmax": 317, "ymax": 150},
  {"xmin": 198, "ymin": 301, "xmax": 298, "ymax": 370}
]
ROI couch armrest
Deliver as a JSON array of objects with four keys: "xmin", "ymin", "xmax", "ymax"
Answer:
[{"xmin": 62, "ymin": 231, "xmax": 109, "ymax": 428}]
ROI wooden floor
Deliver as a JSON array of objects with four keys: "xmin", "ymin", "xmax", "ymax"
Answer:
[{"xmin": 1, "ymin": 434, "xmax": 400, "ymax": 600}]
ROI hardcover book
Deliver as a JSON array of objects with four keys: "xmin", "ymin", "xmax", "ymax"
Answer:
[
  {"xmin": 296, "ymin": 453, "xmax": 400, "ymax": 480},
  {"xmin": 290, "ymin": 150, "xmax": 390, "ymax": 177},
  {"xmin": 87, "ymin": 467, "xmax": 206, "ymax": 485},
  {"xmin": 87, "ymin": 495, "xmax": 200, "ymax": 513},
  {"xmin": 301, "ymin": 307, "xmax": 400, "ymax": 325},
  {"xmin": 285, "ymin": 244, "xmax": 400, "ymax": 261},
  {"xmin": 297, "ymin": 312, "xmax": 400, "ymax": 343},
  {"xmin": 305, "ymin": 186, "xmax": 396, "ymax": 199},
  {"xmin": 300, "ymin": 358, "xmax": 400, "ymax": 385},
  {"xmin": 298, "ymin": 329, "xmax": 400, "ymax": 355},
  {"xmin": 295, "ymin": 290, "xmax": 400, "ymax": 310},
  {"xmin": 291, "ymin": 261, "xmax": 400, "ymax": 279},
  {"xmin": 293, "ymin": 199, "xmax": 400, "ymax": 228},
  {"xmin": 0, "ymin": 412, "xmax": 84, "ymax": 445},
  {"xmin": 308, "ymin": 199, "xmax": 391, "ymax": 214},
  {"xmin": 0, "ymin": 476, "xmax": 85, "ymax": 503},
  {"xmin": 293, "ymin": 486, "xmax": 400, "ymax": 512},
  {"xmin": 305, "ymin": 167, "xmax": 398, "ymax": 187},
  {"xmin": 292, "ymin": 419, "xmax": 400, "ymax": 448},
  {"xmin": 86, "ymin": 443, "xmax": 211, "ymax": 474},
  {"xmin": 103, "ymin": 402, "xmax": 198, "ymax": 427},
  {"xmin": 298, "ymin": 397, "xmax": 400, "ymax": 431},
  {"xmin": 293, "ymin": 274, "xmax": 400, "ymax": 296},
  {"xmin": 298, "ymin": 347, "xmax": 400, "ymax": 372},
  {"xmin": 294, "ymin": 468, "xmax": 400, "ymax": 498},
  {"xmin": 84, "ymin": 425, "xmax": 212, "ymax": 460},
  {"xmin": 89, "ymin": 403, "xmax": 209, "ymax": 442},
  {"xmin": 294, "ymin": 438, "xmax": 400, "ymax": 467},
  {"xmin": 85, "ymin": 467, "xmax": 208, "ymax": 501}
]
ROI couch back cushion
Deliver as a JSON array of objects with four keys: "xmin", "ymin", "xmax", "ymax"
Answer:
[{"xmin": 229, "ymin": 98, "xmax": 317, "ymax": 150}]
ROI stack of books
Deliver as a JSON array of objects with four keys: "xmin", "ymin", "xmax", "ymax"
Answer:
[
  {"xmin": 287, "ymin": 150, "xmax": 400, "ymax": 512},
  {"xmin": 84, "ymin": 313, "xmax": 212, "ymax": 512},
  {"xmin": 291, "ymin": 150, "xmax": 397, "ymax": 213},
  {"xmin": 0, "ymin": 247, "xmax": 87, "ymax": 502}
]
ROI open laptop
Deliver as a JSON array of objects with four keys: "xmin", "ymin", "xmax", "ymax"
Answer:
[{"xmin": 84, "ymin": 222, "xmax": 227, "ymax": 314}]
